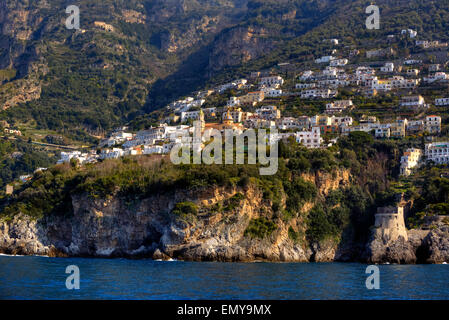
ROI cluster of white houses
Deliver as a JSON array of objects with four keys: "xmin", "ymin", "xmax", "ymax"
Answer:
[
  {"xmin": 339, "ymin": 114, "xmax": 441, "ymax": 138},
  {"xmin": 49, "ymin": 52, "xmax": 448, "ymax": 168},
  {"xmin": 296, "ymin": 36, "xmax": 449, "ymax": 99},
  {"xmin": 400, "ymin": 142, "xmax": 449, "ymax": 176},
  {"xmin": 56, "ymin": 105, "xmax": 443, "ymax": 165},
  {"xmin": 298, "ymin": 64, "xmax": 449, "ymax": 99},
  {"xmin": 55, "ymin": 32, "xmax": 449, "ymax": 168}
]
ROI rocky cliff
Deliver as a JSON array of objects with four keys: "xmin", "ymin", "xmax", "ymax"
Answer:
[
  {"xmin": 0, "ymin": 170, "xmax": 353, "ymax": 262},
  {"xmin": 1, "ymin": 165, "xmax": 447, "ymax": 263}
]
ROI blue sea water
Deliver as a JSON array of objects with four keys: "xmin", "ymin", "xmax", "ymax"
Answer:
[{"xmin": 0, "ymin": 255, "xmax": 448, "ymax": 300}]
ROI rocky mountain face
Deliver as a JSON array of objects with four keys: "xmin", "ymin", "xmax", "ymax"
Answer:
[
  {"xmin": 0, "ymin": 169, "xmax": 359, "ymax": 262},
  {"xmin": 208, "ymin": 26, "xmax": 276, "ymax": 72},
  {"xmin": 0, "ymin": 0, "xmax": 49, "ymax": 109}
]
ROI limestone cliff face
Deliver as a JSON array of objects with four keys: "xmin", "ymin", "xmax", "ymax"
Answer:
[
  {"xmin": 0, "ymin": 0, "xmax": 46, "ymax": 108},
  {"xmin": 208, "ymin": 26, "xmax": 278, "ymax": 72},
  {"xmin": 0, "ymin": 185, "xmax": 309, "ymax": 261},
  {"xmin": 0, "ymin": 0, "xmax": 47, "ymax": 42},
  {"xmin": 301, "ymin": 169, "xmax": 351, "ymax": 196},
  {"xmin": 0, "ymin": 170, "xmax": 353, "ymax": 262}
]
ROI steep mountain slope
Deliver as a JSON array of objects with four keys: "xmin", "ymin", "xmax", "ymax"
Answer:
[
  {"xmin": 206, "ymin": 0, "xmax": 449, "ymax": 85},
  {"xmin": 0, "ymin": 0, "xmax": 246, "ymax": 132},
  {"xmin": 1, "ymin": 0, "xmax": 449, "ymax": 138},
  {"xmin": 0, "ymin": 0, "xmax": 339, "ymax": 135}
]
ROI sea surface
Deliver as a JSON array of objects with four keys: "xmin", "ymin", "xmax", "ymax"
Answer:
[{"xmin": 1, "ymin": 255, "xmax": 448, "ymax": 300}]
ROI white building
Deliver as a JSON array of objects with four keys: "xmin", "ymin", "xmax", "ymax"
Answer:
[
  {"xmin": 102, "ymin": 131, "xmax": 134, "ymax": 147},
  {"xmin": 261, "ymin": 87, "xmax": 283, "ymax": 97},
  {"xmin": 227, "ymin": 96, "xmax": 241, "ymax": 107},
  {"xmin": 341, "ymin": 123, "xmax": 379, "ymax": 135},
  {"xmin": 99, "ymin": 148, "xmax": 125, "ymax": 160},
  {"xmin": 260, "ymin": 76, "xmax": 284, "ymax": 87},
  {"xmin": 356, "ymin": 66, "xmax": 376, "ymax": 77},
  {"xmin": 301, "ymin": 89, "xmax": 337, "ymax": 99},
  {"xmin": 375, "ymin": 125, "xmax": 391, "ymax": 138},
  {"xmin": 168, "ymin": 97, "xmax": 205, "ymax": 113},
  {"xmin": 276, "ymin": 117, "xmax": 301, "ymax": 130},
  {"xmin": 296, "ymin": 83, "xmax": 316, "ymax": 90},
  {"xmin": 423, "ymin": 72, "xmax": 449, "ymax": 83},
  {"xmin": 244, "ymin": 118, "xmax": 276, "ymax": 129},
  {"xmin": 435, "ymin": 98, "xmax": 449, "ymax": 106},
  {"xmin": 400, "ymin": 148, "xmax": 422, "ymax": 176},
  {"xmin": 318, "ymin": 79, "xmax": 350, "ymax": 88},
  {"xmin": 407, "ymin": 120, "xmax": 424, "ymax": 133},
  {"xmin": 181, "ymin": 110, "xmax": 201, "ymax": 122},
  {"xmin": 425, "ymin": 142, "xmax": 449, "ymax": 164},
  {"xmin": 389, "ymin": 76, "xmax": 420, "ymax": 89},
  {"xmin": 400, "ymin": 95, "xmax": 427, "ymax": 109},
  {"xmin": 137, "ymin": 127, "xmax": 166, "ymax": 141},
  {"xmin": 329, "ymin": 59, "xmax": 348, "ymax": 67},
  {"xmin": 299, "ymin": 71, "xmax": 314, "ymax": 81},
  {"xmin": 315, "ymin": 56, "xmax": 335, "ymax": 64},
  {"xmin": 416, "ymin": 40, "xmax": 448, "ymax": 49},
  {"xmin": 255, "ymin": 105, "xmax": 281, "ymax": 120},
  {"xmin": 326, "ymin": 100, "xmax": 353, "ymax": 114},
  {"xmin": 217, "ymin": 79, "xmax": 247, "ymax": 93},
  {"xmin": 57, "ymin": 151, "xmax": 88, "ymax": 164},
  {"xmin": 123, "ymin": 126, "xmax": 169, "ymax": 148},
  {"xmin": 371, "ymin": 78, "xmax": 392, "ymax": 91},
  {"xmin": 380, "ymin": 63, "xmax": 394, "ymax": 73},
  {"xmin": 296, "ymin": 127, "xmax": 322, "ymax": 148},
  {"xmin": 406, "ymin": 69, "xmax": 419, "ymax": 76},
  {"xmin": 425, "ymin": 115, "xmax": 441, "ymax": 134},
  {"xmin": 143, "ymin": 145, "xmax": 164, "ymax": 155},
  {"xmin": 401, "ymin": 29, "xmax": 417, "ymax": 38},
  {"xmin": 331, "ymin": 116, "xmax": 353, "ymax": 127},
  {"xmin": 164, "ymin": 125, "xmax": 190, "ymax": 141},
  {"xmin": 404, "ymin": 59, "xmax": 422, "ymax": 65}
]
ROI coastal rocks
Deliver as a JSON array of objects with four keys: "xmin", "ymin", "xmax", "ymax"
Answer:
[
  {"xmin": 152, "ymin": 248, "xmax": 172, "ymax": 261},
  {"xmin": 310, "ymin": 240, "xmax": 337, "ymax": 262},
  {"xmin": 423, "ymin": 227, "xmax": 449, "ymax": 263},
  {"xmin": 364, "ymin": 204, "xmax": 419, "ymax": 264},
  {"xmin": 363, "ymin": 226, "xmax": 449, "ymax": 264},
  {"xmin": 364, "ymin": 236, "xmax": 417, "ymax": 264},
  {"xmin": 0, "ymin": 213, "xmax": 50, "ymax": 256}
]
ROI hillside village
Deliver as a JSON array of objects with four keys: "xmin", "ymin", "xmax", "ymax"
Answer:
[{"xmin": 36, "ymin": 28, "xmax": 449, "ymax": 184}]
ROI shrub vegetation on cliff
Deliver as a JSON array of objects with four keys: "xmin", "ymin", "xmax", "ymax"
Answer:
[
  {"xmin": 172, "ymin": 201, "xmax": 198, "ymax": 217},
  {"xmin": 244, "ymin": 217, "xmax": 277, "ymax": 239}
]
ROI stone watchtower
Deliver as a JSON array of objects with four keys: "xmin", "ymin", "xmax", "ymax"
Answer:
[{"xmin": 374, "ymin": 206, "xmax": 408, "ymax": 242}]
